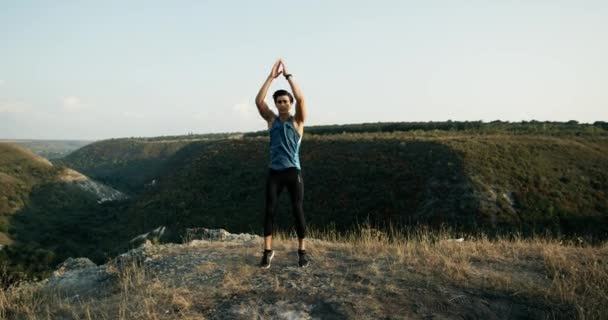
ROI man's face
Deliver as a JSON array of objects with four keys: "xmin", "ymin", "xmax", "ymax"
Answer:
[{"xmin": 274, "ymin": 95, "xmax": 292, "ymax": 114}]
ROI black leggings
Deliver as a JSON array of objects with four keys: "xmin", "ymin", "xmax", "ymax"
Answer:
[{"xmin": 264, "ymin": 167, "xmax": 306, "ymax": 239}]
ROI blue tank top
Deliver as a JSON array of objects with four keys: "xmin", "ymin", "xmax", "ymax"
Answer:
[{"xmin": 269, "ymin": 115, "xmax": 302, "ymax": 170}]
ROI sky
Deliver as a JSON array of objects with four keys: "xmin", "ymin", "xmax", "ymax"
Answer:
[{"xmin": 1, "ymin": 0, "xmax": 607, "ymax": 140}]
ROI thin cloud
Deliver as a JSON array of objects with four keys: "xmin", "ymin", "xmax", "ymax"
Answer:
[
  {"xmin": 232, "ymin": 102, "xmax": 253, "ymax": 118},
  {"xmin": 0, "ymin": 100, "xmax": 28, "ymax": 114},
  {"xmin": 62, "ymin": 96, "xmax": 86, "ymax": 112},
  {"xmin": 122, "ymin": 111, "xmax": 144, "ymax": 120}
]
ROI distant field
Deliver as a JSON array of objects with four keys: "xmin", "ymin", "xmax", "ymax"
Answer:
[{"xmin": 0, "ymin": 139, "xmax": 94, "ymax": 160}]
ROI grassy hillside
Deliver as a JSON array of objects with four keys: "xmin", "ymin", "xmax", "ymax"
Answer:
[
  {"xmin": 443, "ymin": 135, "xmax": 608, "ymax": 232},
  {"xmin": 124, "ymin": 136, "xmax": 474, "ymax": 238},
  {"xmin": 0, "ymin": 143, "xmax": 66, "ymax": 283},
  {"xmin": 120, "ymin": 131, "xmax": 608, "ymax": 242},
  {"xmin": 0, "ymin": 143, "xmax": 131, "ymax": 284},
  {"xmin": 1, "ymin": 180, "xmax": 132, "ymax": 285},
  {"xmin": 60, "ymin": 121, "xmax": 608, "ymax": 196},
  {"xmin": 8, "ymin": 183, "xmax": 132, "ymax": 262},
  {"xmin": 56, "ymin": 133, "xmax": 244, "ymax": 194},
  {"xmin": 0, "ymin": 143, "xmax": 61, "ymax": 232},
  {"xmin": 57, "ymin": 138, "xmax": 194, "ymax": 194},
  {"xmin": 52, "ymin": 121, "xmax": 608, "ymax": 243}
]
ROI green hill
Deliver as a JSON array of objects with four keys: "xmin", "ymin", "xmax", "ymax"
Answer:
[
  {"xmin": 0, "ymin": 143, "xmax": 61, "ymax": 236},
  {"xmin": 57, "ymin": 138, "xmax": 193, "ymax": 194},
  {"xmin": 245, "ymin": 119, "xmax": 608, "ymax": 137},
  {"xmin": 0, "ymin": 143, "xmax": 131, "ymax": 284},
  {"xmin": 54, "ymin": 122, "xmax": 608, "ymax": 242},
  {"xmin": 121, "ymin": 131, "xmax": 608, "ymax": 241},
  {"xmin": 55, "ymin": 133, "xmax": 241, "ymax": 194}
]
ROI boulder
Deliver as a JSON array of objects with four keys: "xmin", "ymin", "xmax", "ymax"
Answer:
[{"xmin": 45, "ymin": 257, "xmax": 117, "ymax": 299}]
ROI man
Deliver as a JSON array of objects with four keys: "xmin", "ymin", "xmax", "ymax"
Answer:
[{"xmin": 255, "ymin": 58, "xmax": 308, "ymax": 268}]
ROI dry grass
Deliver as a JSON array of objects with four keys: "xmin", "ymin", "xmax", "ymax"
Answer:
[
  {"xmin": 305, "ymin": 223, "xmax": 608, "ymax": 319},
  {"xmin": 1, "ymin": 224, "xmax": 607, "ymax": 319},
  {"xmin": 0, "ymin": 259, "xmax": 208, "ymax": 320}
]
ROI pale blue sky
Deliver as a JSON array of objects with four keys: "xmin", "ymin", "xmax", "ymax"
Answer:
[{"xmin": 1, "ymin": 0, "xmax": 607, "ymax": 140}]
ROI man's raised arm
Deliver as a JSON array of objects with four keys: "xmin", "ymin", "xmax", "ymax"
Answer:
[
  {"xmin": 280, "ymin": 59, "xmax": 307, "ymax": 123},
  {"xmin": 255, "ymin": 60, "xmax": 282, "ymax": 121}
]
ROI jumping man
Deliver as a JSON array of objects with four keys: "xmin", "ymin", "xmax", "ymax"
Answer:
[{"xmin": 255, "ymin": 58, "xmax": 308, "ymax": 268}]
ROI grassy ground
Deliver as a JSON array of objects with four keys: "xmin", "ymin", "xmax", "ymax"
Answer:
[{"xmin": 1, "ymin": 225, "xmax": 607, "ymax": 319}]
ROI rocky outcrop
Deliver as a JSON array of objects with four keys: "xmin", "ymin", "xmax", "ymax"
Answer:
[
  {"xmin": 129, "ymin": 226, "xmax": 169, "ymax": 247},
  {"xmin": 12, "ymin": 227, "xmax": 566, "ymax": 319},
  {"xmin": 40, "ymin": 228, "xmax": 262, "ymax": 300},
  {"xmin": 43, "ymin": 257, "xmax": 117, "ymax": 299},
  {"xmin": 185, "ymin": 227, "xmax": 260, "ymax": 242}
]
